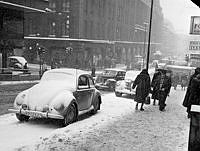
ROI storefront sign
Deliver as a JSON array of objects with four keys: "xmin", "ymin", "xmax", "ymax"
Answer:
[
  {"xmin": 190, "ymin": 16, "xmax": 200, "ymax": 35},
  {"xmin": 189, "ymin": 41, "xmax": 200, "ymax": 51}
]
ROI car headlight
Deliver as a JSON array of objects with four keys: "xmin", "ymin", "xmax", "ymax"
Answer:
[
  {"xmin": 116, "ymin": 81, "xmax": 122, "ymax": 86},
  {"xmin": 14, "ymin": 92, "xmax": 27, "ymax": 107}
]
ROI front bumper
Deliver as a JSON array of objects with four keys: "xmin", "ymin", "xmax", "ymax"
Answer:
[{"xmin": 8, "ymin": 108, "xmax": 64, "ymax": 119}]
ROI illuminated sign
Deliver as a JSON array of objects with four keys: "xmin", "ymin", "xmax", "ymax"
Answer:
[{"xmin": 190, "ymin": 16, "xmax": 200, "ymax": 35}]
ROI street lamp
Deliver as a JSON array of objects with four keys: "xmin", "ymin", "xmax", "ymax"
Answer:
[{"xmin": 146, "ymin": 0, "xmax": 154, "ymax": 71}]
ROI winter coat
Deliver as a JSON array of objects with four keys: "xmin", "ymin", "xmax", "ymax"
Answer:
[
  {"xmin": 132, "ymin": 71, "xmax": 151, "ymax": 103},
  {"xmin": 151, "ymin": 74, "xmax": 171, "ymax": 101},
  {"xmin": 183, "ymin": 74, "xmax": 196, "ymax": 107},
  {"xmin": 186, "ymin": 77, "xmax": 200, "ymax": 106}
]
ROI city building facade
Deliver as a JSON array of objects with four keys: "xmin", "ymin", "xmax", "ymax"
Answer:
[{"xmin": 1, "ymin": 0, "xmax": 164, "ymax": 70}]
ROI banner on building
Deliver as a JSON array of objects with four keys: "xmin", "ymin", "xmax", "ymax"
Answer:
[
  {"xmin": 190, "ymin": 16, "xmax": 200, "ymax": 35},
  {"xmin": 189, "ymin": 41, "xmax": 200, "ymax": 51}
]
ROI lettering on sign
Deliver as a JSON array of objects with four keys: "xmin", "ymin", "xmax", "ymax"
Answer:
[
  {"xmin": 190, "ymin": 16, "xmax": 200, "ymax": 35},
  {"xmin": 189, "ymin": 41, "xmax": 200, "ymax": 51}
]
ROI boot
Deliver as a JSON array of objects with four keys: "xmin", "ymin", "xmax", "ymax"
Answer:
[
  {"xmin": 153, "ymin": 100, "xmax": 156, "ymax": 105},
  {"xmin": 135, "ymin": 103, "xmax": 138, "ymax": 110},
  {"xmin": 140, "ymin": 103, "xmax": 144, "ymax": 111}
]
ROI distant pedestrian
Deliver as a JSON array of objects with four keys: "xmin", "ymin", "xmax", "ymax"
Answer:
[
  {"xmin": 158, "ymin": 70, "xmax": 171, "ymax": 111},
  {"xmin": 132, "ymin": 69, "xmax": 151, "ymax": 111},
  {"xmin": 172, "ymin": 73, "xmax": 179, "ymax": 90},
  {"xmin": 183, "ymin": 67, "xmax": 200, "ymax": 118},
  {"xmin": 23, "ymin": 62, "xmax": 28, "ymax": 73},
  {"xmin": 181, "ymin": 74, "xmax": 188, "ymax": 90},
  {"xmin": 91, "ymin": 66, "xmax": 96, "ymax": 77}
]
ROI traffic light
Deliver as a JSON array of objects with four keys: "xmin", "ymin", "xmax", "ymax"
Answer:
[
  {"xmin": 38, "ymin": 46, "xmax": 46, "ymax": 55},
  {"xmin": 65, "ymin": 47, "xmax": 73, "ymax": 54}
]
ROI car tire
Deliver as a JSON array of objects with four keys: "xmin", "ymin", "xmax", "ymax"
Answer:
[
  {"xmin": 16, "ymin": 113, "xmax": 30, "ymax": 122},
  {"xmin": 91, "ymin": 98, "xmax": 100, "ymax": 114},
  {"xmin": 63, "ymin": 103, "xmax": 77, "ymax": 127},
  {"xmin": 115, "ymin": 92, "xmax": 122, "ymax": 97}
]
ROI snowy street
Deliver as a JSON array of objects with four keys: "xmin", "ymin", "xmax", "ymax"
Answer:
[{"xmin": 0, "ymin": 87, "xmax": 190, "ymax": 151}]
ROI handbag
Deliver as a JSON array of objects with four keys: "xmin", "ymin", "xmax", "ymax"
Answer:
[{"xmin": 145, "ymin": 96, "xmax": 151, "ymax": 105}]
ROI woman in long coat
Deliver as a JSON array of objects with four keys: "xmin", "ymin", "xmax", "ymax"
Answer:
[{"xmin": 132, "ymin": 69, "xmax": 151, "ymax": 111}]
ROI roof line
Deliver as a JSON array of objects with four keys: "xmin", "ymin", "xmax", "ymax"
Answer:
[
  {"xmin": 24, "ymin": 36, "xmax": 161, "ymax": 45},
  {"xmin": 0, "ymin": 1, "xmax": 46, "ymax": 12}
]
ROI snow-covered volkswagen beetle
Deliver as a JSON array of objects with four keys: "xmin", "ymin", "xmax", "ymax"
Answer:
[{"xmin": 9, "ymin": 68, "xmax": 101, "ymax": 126}]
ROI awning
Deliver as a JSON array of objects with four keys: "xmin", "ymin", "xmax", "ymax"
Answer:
[
  {"xmin": 0, "ymin": 1, "xmax": 46, "ymax": 13},
  {"xmin": 24, "ymin": 36, "xmax": 161, "ymax": 45}
]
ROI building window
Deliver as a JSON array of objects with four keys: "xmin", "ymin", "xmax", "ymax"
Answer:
[
  {"xmin": 63, "ymin": 0, "xmax": 70, "ymax": 12},
  {"xmin": 49, "ymin": 0, "xmax": 56, "ymax": 11},
  {"xmin": 62, "ymin": 20, "xmax": 70, "ymax": 37},
  {"xmin": 28, "ymin": 18, "xmax": 37, "ymax": 36},
  {"xmin": 49, "ymin": 22, "xmax": 56, "ymax": 36},
  {"xmin": 84, "ymin": 20, "xmax": 87, "ymax": 38}
]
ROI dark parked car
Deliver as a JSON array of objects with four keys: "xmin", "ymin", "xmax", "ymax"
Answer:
[{"xmin": 95, "ymin": 68, "xmax": 126, "ymax": 91}]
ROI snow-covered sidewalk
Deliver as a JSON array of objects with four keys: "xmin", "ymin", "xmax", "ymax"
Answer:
[{"xmin": 15, "ymin": 88, "xmax": 189, "ymax": 151}]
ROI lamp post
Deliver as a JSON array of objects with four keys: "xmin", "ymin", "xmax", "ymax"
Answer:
[
  {"xmin": 143, "ymin": 22, "xmax": 148, "ymax": 68},
  {"xmin": 146, "ymin": 0, "xmax": 154, "ymax": 71}
]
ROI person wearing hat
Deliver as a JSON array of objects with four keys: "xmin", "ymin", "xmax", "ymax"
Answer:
[{"xmin": 156, "ymin": 69, "xmax": 172, "ymax": 111}]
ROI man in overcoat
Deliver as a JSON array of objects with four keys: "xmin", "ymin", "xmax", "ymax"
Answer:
[{"xmin": 183, "ymin": 67, "xmax": 200, "ymax": 118}]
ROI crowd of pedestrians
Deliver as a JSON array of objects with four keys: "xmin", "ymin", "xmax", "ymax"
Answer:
[
  {"xmin": 132, "ymin": 68, "xmax": 172, "ymax": 111},
  {"xmin": 131, "ymin": 66, "xmax": 194, "ymax": 112}
]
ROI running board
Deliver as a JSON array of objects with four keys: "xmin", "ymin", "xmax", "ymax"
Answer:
[{"xmin": 78, "ymin": 106, "xmax": 94, "ymax": 115}]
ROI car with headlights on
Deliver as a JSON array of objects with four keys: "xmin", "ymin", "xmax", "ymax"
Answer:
[
  {"xmin": 115, "ymin": 70, "xmax": 141, "ymax": 97},
  {"xmin": 9, "ymin": 68, "xmax": 101, "ymax": 126},
  {"xmin": 95, "ymin": 68, "xmax": 126, "ymax": 91}
]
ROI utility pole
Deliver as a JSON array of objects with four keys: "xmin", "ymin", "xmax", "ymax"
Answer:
[
  {"xmin": 146, "ymin": 0, "xmax": 154, "ymax": 71},
  {"xmin": 143, "ymin": 22, "xmax": 148, "ymax": 68}
]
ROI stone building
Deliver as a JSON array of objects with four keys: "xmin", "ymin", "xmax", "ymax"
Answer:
[
  {"xmin": 0, "ymin": 0, "xmax": 48, "ymax": 68},
  {"xmin": 1, "ymin": 0, "xmax": 164, "ymax": 70}
]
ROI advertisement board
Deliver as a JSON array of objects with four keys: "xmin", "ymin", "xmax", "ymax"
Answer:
[{"xmin": 190, "ymin": 16, "xmax": 200, "ymax": 35}]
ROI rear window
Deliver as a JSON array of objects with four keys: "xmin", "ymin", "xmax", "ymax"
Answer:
[{"xmin": 102, "ymin": 70, "xmax": 117, "ymax": 76}]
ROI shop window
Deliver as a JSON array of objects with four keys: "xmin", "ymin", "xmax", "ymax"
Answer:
[
  {"xmin": 63, "ymin": 0, "xmax": 70, "ymax": 12},
  {"xmin": 62, "ymin": 20, "xmax": 70, "ymax": 37},
  {"xmin": 49, "ymin": 0, "xmax": 56, "ymax": 11},
  {"xmin": 49, "ymin": 22, "xmax": 56, "ymax": 36}
]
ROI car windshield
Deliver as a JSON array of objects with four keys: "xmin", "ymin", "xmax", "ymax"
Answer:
[
  {"xmin": 41, "ymin": 72, "xmax": 76, "ymax": 84},
  {"xmin": 102, "ymin": 70, "xmax": 117, "ymax": 76}
]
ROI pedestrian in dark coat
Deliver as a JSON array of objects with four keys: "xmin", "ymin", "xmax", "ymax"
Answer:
[
  {"xmin": 183, "ymin": 67, "xmax": 200, "ymax": 118},
  {"xmin": 151, "ymin": 70, "xmax": 162, "ymax": 105},
  {"xmin": 181, "ymin": 74, "xmax": 188, "ymax": 90},
  {"xmin": 157, "ymin": 70, "xmax": 172, "ymax": 111},
  {"xmin": 172, "ymin": 73, "xmax": 179, "ymax": 90},
  {"xmin": 188, "ymin": 74, "xmax": 200, "ymax": 105},
  {"xmin": 132, "ymin": 69, "xmax": 151, "ymax": 111}
]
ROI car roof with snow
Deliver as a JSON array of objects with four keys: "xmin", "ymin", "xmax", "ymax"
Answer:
[
  {"xmin": 46, "ymin": 68, "xmax": 90, "ymax": 77},
  {"xmin": 104, "ymin": 68, "xmax": 126, "ymax": 72},
  {"xmin": 8, "ymin": 56, "xmax": 27, "ymax": 65},
  {"xmin": 125, "ymin": 70, "xmax": 140, "ymax": 81}
]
